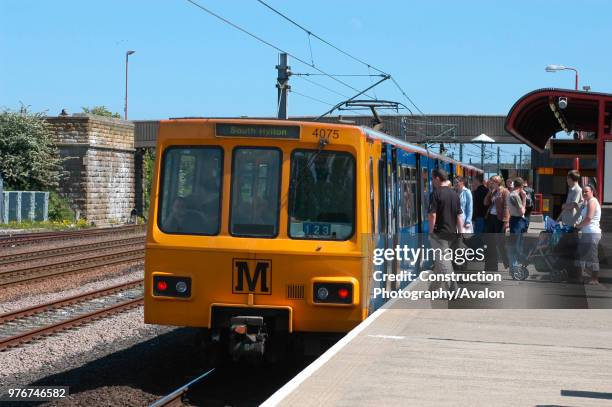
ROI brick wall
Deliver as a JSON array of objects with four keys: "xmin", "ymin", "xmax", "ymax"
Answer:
[
  {"xmin": 46, "ymin": 116, "xmax": 90, "ymax": 145},
  {"xmin": 56, "ymin": 145, "xmax": 88, "ymax": 218},
  {"xmin": 46, "ymin": 114, "xmax": 136, "ymax": 225}
]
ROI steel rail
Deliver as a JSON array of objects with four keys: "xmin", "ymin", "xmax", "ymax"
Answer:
[
  {"xmin": 0, "ymin": 236, "xmax": 144, "ymax": 265},
  {"xmin": 0, "ymin": 296, "xmax": 143, "ymax": 351},
  {"xmin": 0, "ymin": 280, "xmax": 144, "ymax": 324},
  {"xmin": 0, "ymin": 225, "xmax": 145, "ymax": 248},
  {"xmin": 0, "ymin": 248, "xmax": 144, "ymax": 287},
  {"xmin": 149, "ymin": 368, "xmax": 216, "ymax": 407}
]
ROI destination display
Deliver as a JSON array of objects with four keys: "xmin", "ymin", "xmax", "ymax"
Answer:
[{"xmin": 215, "ymin": 123, "xmax": 300, "ymax": 139}]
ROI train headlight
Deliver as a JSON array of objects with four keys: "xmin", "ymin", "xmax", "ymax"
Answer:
[
  {"xmin": 316, "ymin": 286, "xmax": 329, "ymax": 300},
  {"xmin": 175, "ymin": 281, "xmax": 188, "ymax": 293},
  {"xmin": 313, "ymin": 282, "xmax": 353, "ymax": 304},
  {"xmin": 153, "ymin": 275, "xmax": 191, "ymax": 298}
]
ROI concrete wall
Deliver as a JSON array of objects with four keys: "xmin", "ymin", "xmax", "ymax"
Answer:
[{"xmin": 46, "ymin": 114, "xmax": 135, "ymax": 225}]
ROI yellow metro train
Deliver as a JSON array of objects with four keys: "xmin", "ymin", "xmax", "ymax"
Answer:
[{"xmin": 144, "ymin": 118, "xmax": 481, "ymax": 360}]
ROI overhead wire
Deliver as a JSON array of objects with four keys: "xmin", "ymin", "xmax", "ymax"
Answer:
[
  {"xmin": 292, "ymin": 73, "xmax": 386, "ymax": 77},
  {"xmin": 307, "ymin": 33, "xmax": 315, "ymax": 66},
  {"xmin": 185, "ymin": 0, "xmax": 377, "ymax": 99},
  {"xmin": 255, "ymin": 0, "xmax": 388, "ymax": 75},
  {"xmin": 290, "ymin": 87, "xmax": 363, "ymax": 115},
  {"xmin": 368, "ymin": 66, "xmax": 378, "ymax": 99},
  {"xmin": 390, "ymin": 77, "xmax": 427, "ymax": 116},
  {"xmin": 187, "ymin": 0, "xmax": 444, "ymax": 142},
  {"xmin": 289, "ymin": 89, "xmax": 334, "ymax": 106},
  {"xmin": 254, "ymin": 0, "xmax": 433, "ymax": 121},
  {"xmin": 294, "ymin": 75, "xmax": 351, "ymax": 99}
]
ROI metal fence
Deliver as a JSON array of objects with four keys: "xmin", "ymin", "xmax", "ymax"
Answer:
[{"xmin": 1, "ymin": 191, "xmax": 49, "ymax": 223}]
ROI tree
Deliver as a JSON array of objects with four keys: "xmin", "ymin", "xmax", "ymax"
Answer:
[
  {"xmin": 0, "ymin": 108, "xmax": 62, "ymax": 190},
  {"xmin": 143, "ymin": 149, "xmax": 156, "ymax": 217},
  {"xmin": 81, "ymin": 105, "xmax": 121, "ymax": 118}
]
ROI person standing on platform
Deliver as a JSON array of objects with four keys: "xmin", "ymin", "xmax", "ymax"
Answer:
[
  {"xmin": 484, "ymin": 175, "xmax": 510, "ymax": 271},
  {"xmin": 472, "ymin": 174, "xmax": 489, "ymax": 234},
  {"xmin": 428, "ymin": 168, "xmax": 463, "ymax": 291},
  {"xmin": 523, "ymin": 179, "xmax": 535, "ymax": 231},
  {"xmin": 507, "ymin": 177, "xmax": 527, "ymax": 272},
  {"xmin": 558, "ymin": 170, "xmax": 583, "ymax": 227},
  {"xmin": 575, "ymin": 184, "xmax": 602, "ymax": 284},
  {"xmin": 454, "ymin": 176, "xmax": 473, "ymax": 234}
]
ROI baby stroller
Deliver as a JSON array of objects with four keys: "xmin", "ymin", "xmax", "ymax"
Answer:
[{"xmin": 514, "ymin": 218, "xmax": 578, "ymax": 281}]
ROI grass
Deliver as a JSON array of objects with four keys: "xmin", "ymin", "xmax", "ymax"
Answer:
[{"xmin": 0, "ymin": 218, "xmax": 92, "ymax": 231}]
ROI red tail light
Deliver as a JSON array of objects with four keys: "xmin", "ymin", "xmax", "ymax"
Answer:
[
  {"xmin": 313, "ymin": 282, "xmax": 353, "ymax": 304},
  {"xmin": 153, "ymin": 275, "xmax": 191, "ymax": 298},
  {"xmin": 338, "ymin": 287, "xmax": 349, "ymax": 299}
]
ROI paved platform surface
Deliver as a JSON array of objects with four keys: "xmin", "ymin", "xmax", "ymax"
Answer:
[
  {"xmin": 266, "ymin": 219, "xmax": 612, "ymax": 406},
  {"xmin": 270, "ymin": 308, "xmax": 612, "ymax": 406},
  {"xmin": 263, "ymin": 219, "xmax": 612, "ymax": 406}
]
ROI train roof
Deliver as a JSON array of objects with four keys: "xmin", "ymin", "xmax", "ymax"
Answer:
[{"xmin": 361, "ymin": 127, "xmax": 483, "ymax": 173}]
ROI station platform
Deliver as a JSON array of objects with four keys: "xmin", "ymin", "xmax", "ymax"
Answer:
[
  {"xmin": 266, "ymin": 310, "xmax": 612, "ymax": 406},
  {"xmin": 263, "ymin": 268, "xmax": 612, "ymax": 406}
]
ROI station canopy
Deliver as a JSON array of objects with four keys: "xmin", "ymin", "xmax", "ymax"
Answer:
[{"xmin": 505, "ymin": 88, "xmax": 612, "ymax": 152}]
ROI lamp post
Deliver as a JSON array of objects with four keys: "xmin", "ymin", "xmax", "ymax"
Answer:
[
  {"xmin": 124, "ymin": 50, "xmax": 135, "ymax": 120},
  {"xmin": 545, "ymin": 64, "xmax": 580, "ymax": 169},
  {"xmin": 545, "ymin": 64, "xmax": 579, "ymax": 90},
  {"xmin": 472, "ymin": 133, "xmax": 495, "ymax": 176}
]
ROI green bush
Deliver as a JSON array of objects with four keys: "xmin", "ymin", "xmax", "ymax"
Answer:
[
  {"xmin": 82, "ymin": 106, "xmax": 121, "ymax": 118},
  {"xmin": 0, "ymin": 108, "xmax": 62, "ymax": 190},
  {"xmin": 143, "ymin": 149, "xmax": 156, "ymax": 218},
  {"xmin": 48, "ymin": 191, "xmax": 75, "ymax": 221}
]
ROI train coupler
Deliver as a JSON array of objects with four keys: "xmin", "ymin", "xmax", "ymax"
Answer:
[{"xmin": 229, "ymin": 316, "xmax": 267, "ymax": 362}]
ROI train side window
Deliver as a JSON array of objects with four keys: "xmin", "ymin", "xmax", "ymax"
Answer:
[
  {"xmin": 421, "ymin": 167, "xmax": 429, "ymax": 224},
  {"xmin": 369, "ymin": 158, "xmax": 375, "ymax": 234},
  {"xmin": 399, "ymin": 167, "xmax": 408, "ymax": 227},
  {"xmin": 410, "ymin": 168, "xmax": 418, "ymax": 226},
  {"xmin": 378, "ymin": 159, "xmax": 386, "ymax": 234},
  {"xmin": 158, "ymin": 146, "xmax": 223, "ymax": 236},
  {"xmin": 288, "ymin": 150, "xmax": 355, "ymax": 240},
  {"xmin": 230, "ymin": 147, "xmax": 282, "ymax": 237},
  {"xmin": 399, "ymin": 166, "xmax": 417, "ymax": 227}
]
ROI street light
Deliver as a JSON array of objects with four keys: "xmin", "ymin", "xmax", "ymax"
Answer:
[
  {"xmin": 124, "ymin": 50, "xmax": 136, "ymax": 120},
  {"xmin": 545, "ymin": 64, "xmax": 579, "ymax": 91},
  {"xmin": 545, "ymin": 64, "xmax": 580, "ymax": 169},
  {"xmin": 472, "ymin": 133, "xmax": 495, "ymax": 173}
]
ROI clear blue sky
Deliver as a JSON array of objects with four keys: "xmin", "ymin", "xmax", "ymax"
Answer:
[{"xmin": 2, "ymin": 0, "xmax": 610, "ymax": 160}]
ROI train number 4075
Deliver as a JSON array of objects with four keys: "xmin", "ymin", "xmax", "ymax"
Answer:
[{"xmin": 312, "ymin": 128, "xmax": 339, "ymax": 139}]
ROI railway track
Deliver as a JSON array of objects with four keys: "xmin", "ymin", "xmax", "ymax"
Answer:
[
  {"xmin": 149, "ymin": 368, "xmax": 216, "ymax": 407},
  {"xmin": 0, "ymin": 236, "xmax": 144, "ymax": 266},
  {"xmin": 0, "ymin": 280, "xmax": 144, "ymax": 351},
  {"xmin": 0, "ymin": 224, "xmax": 146, "ymax": 248},
  {"xmin": 0, "ymin": 247, "xmax": 144, "ymax": 288}
]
